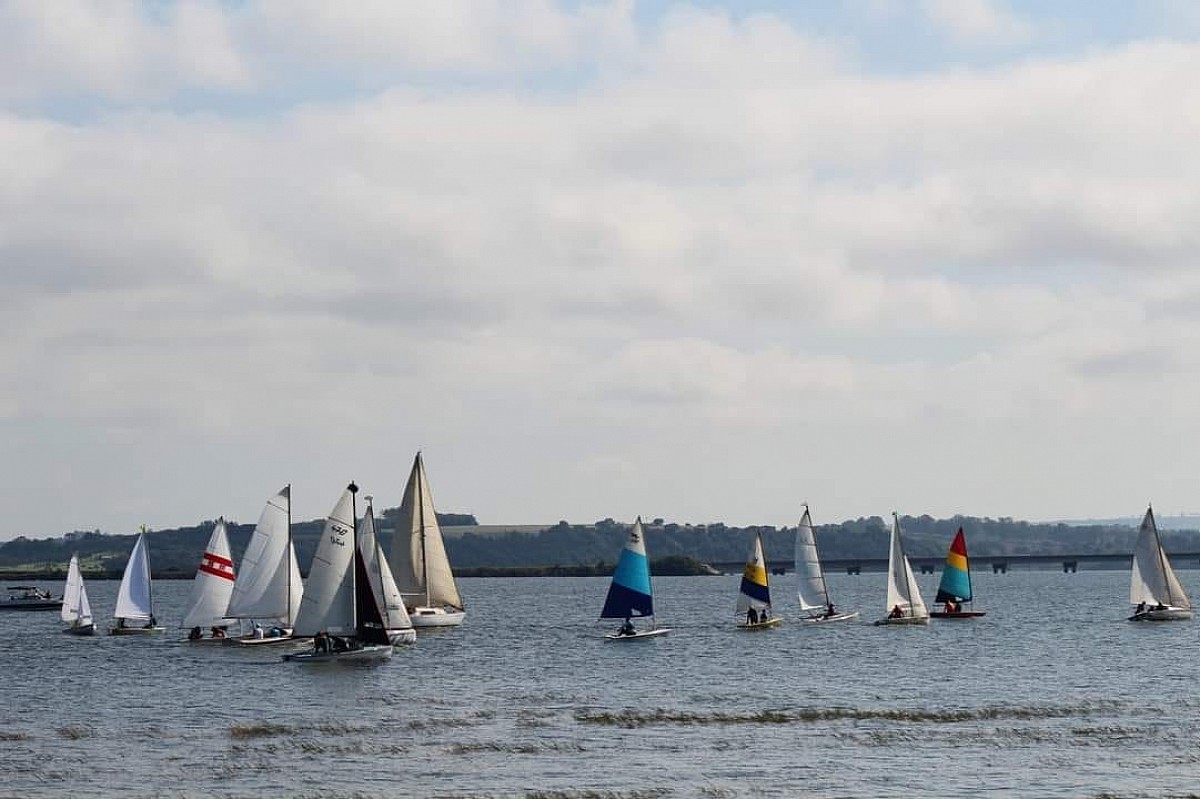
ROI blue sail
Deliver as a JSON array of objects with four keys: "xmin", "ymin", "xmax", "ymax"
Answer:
[{"xmin": 600, "ymin": 519, "xmax": 654, "ymax": 619}]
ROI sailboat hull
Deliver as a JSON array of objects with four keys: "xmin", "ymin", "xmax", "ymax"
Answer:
[
  {"xmin": 283, "ymin": 645, "xmax": 393, "ymax": 663},
  {"xmin": 799, "ymin": 611, "xmax": 859, "ymax": 623},
  {"xmin": 1130, "ymin": 607, "xmax": 1193, "ymax": 621},
  {"xmin": 408, "ymin": 606, "xmax": 465, "ymax": 627},
  {"xmin": 737, "ymin": 617, "xmax": 782, "ymax": 630},
  {"xmin": 109, "ymin": 625, "xmax": 165, "ymax": 635},
  {"xmin": 388, "ymin": 628, "xmax": 417, "ymax": 645},
  {"xmin": 63, "ymin": 623, "xmax": 96, "ymax": 636},
  {"xmin": 605, "ymin": 627, "xmax": 671, "ymax": 640},
  {"xmin": 930, "ymin": 610, "xmax": 987, "ymax": 619},
  {"xmin": 873, "ymin": 616, "xmax": 929, "ymax": 626}
]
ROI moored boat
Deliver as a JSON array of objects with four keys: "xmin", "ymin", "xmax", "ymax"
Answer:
[{"xmin": 0, "ymin": 585, "xmax": 60, "ymax": 611}]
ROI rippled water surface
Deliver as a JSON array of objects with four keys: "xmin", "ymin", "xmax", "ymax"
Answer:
[{"xmin": 3, "ymin": 569, "xmax": 1200, "ymax": 798}]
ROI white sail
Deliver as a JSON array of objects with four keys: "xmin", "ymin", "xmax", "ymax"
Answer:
[
  {"xmin": 182, "ymin": 519, "xmax": 238, "ymax": 629},
  {"xmin": 884, "ymin": 514, "xmax": 927, "ymax": 619},
  {"xmin": 226, "ymin": 486, "xmax": 300, "ymax": 624},
  {"xmin": 358, "ymin": 502, "xmax": 413, "ymax": 632},
  {"xmin": 393, "ymin": 452, "xmax": 463, "ymax": 611},
  {"xmin": 1130, "ymin": 507, "xmax": 1190, "ymax": 608},
  {"xmin": 795, "ymin": 506, "xmax": 830, "ymax": 611},
  {"xmin": 292, "ymin": 485, "xmax": 358, "ymax": 637},
  {"xmin": 114, "ymin": 532, "xmax": 155, "ymax": 622},
  {"xmin": 61, "ymin": 554, "xmax": 93, "ymax": 626}
]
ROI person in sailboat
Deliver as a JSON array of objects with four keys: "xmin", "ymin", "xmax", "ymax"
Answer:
[
  {"xmin": 619, "ymin": 618, "xmax": 636, "ymax": 636},
  {"xmin": 211, "ymin": 626, "xmax": 227, "ymax": 639},
  {"xmin": 944, "ymin": 599, "xmax": 958, "ymax": 614},
  {"xmin": 313, "ymin": 631, "xmax": 329, "ymax": 653},
  {"xmin": 889, "ymin": 604, "xmax": 903, "ymax": 619},
  {"xmin": 252, "ymin": 622, "xmax": 264, "ymax": 639},
  {"xmin": 824, "ymin": 603, "xmax": 837, "ymax": 619},
  {"xmin": 188, "ymin": 626, "xmax": 202, "ymax": 641}
]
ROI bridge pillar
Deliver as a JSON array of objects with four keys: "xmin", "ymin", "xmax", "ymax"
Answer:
[
  {"xmin": 992, "ymin": 562, "xmax": 1008, "ymax": 574},
  {"xmin": 1063, "ymin": 561, "xmax": 1077, "ymax": 573},
  {"xmin": 846, "ymin": 564, "xmax": 861, "ymax": 575},
  {"xmin": 771, "ymin": 567, "xmax": 785, "ymax": 576},
  {"xmin": 919, "ymin": 564, "xmax": 935, "ymax": 574}
]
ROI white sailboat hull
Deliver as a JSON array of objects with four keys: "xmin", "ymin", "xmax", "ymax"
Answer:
[
  {"xmin": 283, "ymin": 644, "xmax": 393, "ymax": 663},
  {"xmin": 225, "ymin": 630, "xmax": 295, "ymax": 646},
  {"xmin": 408, "ymin": 606, "xmax": 465, "ymax": 627},
  {"xmin": 388, "ymin": 628, "xmax": 417, "ymax": 645},
  {"xmin": 109, "ymin": 625, "xmax": 165, "ymax": 635},
  {"xmin": 605, "ymin": 627, "xmax": 672, "ymax": 640},
  {"xmin": 737, "ymin": 617, "xmax": 782, "ymax": 630},
  {"xmin": 1130, "ymin": 606, "xmax": 1193, "ymax": 621},
  {"xmin": 799, "ymin": 611, "xmax": 860, "ymax": 623},
  {"xmin": 873, "ymin": 615, "xmax": 929, "ymax": 626}
]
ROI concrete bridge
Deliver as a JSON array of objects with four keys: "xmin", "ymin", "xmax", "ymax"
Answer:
[{"xmin": 711, "ymin": 552, "xmax": 1200, "ymax": 575}]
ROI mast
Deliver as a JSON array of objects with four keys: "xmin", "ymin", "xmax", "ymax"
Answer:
[
  {"xmin": 1148, "ymin": 505, "xmax": 1177, "ymax": 605},
  {"xmin": 142, "ymin": 526, "xmax": 154, "ymax": 620},
  {"xmin": 349, "ymin": 481, "xmax": 359, "ymax": 632},
  {"xmin": 807, "ymin": 504, "xmax": 831, "ymax": 606},
  {"xmin": 417, "ymin": 453, "xmax": 430, "ymax": 607},
  {"xmin": 286, "ymin": 483, "xmax": 292, "ymax": 625}
]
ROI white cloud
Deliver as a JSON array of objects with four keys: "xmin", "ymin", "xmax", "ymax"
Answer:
[
  {"xmin": 4, "ymin": 4, "xmax": 1200, "ymax": 534},
  {"xmin": 919, "ymin": 0, "xmax": 1035, "ymax": 46}
]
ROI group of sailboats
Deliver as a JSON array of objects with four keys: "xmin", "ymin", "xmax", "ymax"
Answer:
[{"xmin": 59, "ymin": 452, "xmax": 467, "ymax": 655}]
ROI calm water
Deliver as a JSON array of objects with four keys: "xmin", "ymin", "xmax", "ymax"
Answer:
[{"xmin": 2, "ymin": 569, "xmax": 1199, "ymax": 798}]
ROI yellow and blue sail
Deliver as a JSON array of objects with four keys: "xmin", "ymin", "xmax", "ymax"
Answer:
[
  {"xmin": 601, "ymin": 519, "xmax": 654, "ymax": 619},
  {"xmin": 736, "ymin": 533, "xmax": 771, "ymax": 612},
  {"xmin": 934, "ymin": 528, "xmax": 972, "ymax": 604}
]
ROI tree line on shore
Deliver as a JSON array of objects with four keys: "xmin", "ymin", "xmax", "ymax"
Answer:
[{"xmin": 2, "ymin": 511, "xmax": 1197, "ymax": 579}]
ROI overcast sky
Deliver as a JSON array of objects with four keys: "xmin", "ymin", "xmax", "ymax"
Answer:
[{"xmin": 4, "ymin": 0, "xmax": 1200, "ymax": 540}]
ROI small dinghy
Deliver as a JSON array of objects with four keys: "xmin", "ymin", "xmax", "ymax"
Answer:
[{"xmin": 602, "ymin": 518, "xmax": 671, "ymax": 640}]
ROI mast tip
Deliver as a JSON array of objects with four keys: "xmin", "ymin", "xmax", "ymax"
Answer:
[{"xmin": 348, "ymin": 482, "xmax": 359, "ymax": 494}]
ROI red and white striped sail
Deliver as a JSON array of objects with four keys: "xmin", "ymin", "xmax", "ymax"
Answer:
[{"xmin": 182, "ymin": 519, "xmax": 238, "ymax": 629}]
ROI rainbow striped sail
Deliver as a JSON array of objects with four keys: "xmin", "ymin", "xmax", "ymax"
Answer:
[{"xmin": 934, "ymin": 528, "xmax": 972, "ymax": 605}]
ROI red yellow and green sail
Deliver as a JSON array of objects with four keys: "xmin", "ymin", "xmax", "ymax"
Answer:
[{"xmin": 934, "ymin": 528, "xmax": 973, "ymax": 605}]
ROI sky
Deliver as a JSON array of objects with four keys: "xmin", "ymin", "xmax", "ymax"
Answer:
[{"xmin": 4, "ymin": 0, "xmax": 1200, "ymax": 540}]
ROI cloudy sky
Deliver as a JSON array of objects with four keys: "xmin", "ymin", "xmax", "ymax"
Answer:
[{"xmin": 4, "ymin": 0, "xmax": 1200, "ymax": 539}]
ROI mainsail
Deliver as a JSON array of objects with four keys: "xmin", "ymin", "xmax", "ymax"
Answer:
[
  {"xmin": 226, "ymin": 486, "xmax": 303, "ymax": 625},
  {"xmin": 61, "ymin": 554, "xmax": 93, "ymax": 627},
  {"xmin": 884, "ymin": 513, "xmax": 927, "ymax": 619},
  {"xmin": 358, "ymin": 500, "xmax": 414, "ymax": 634},
  {"xmin": 795, "ymin": 505, "xmax": 831, "ymax": 612},
  {"xmin": 601, "ymin": 518, "xmax": 655, "ymax": 619},
  {"xmin": 393, "ymin": 452, "xmax": 463, "ymax": 611},
  {"xmin": 1130, "ymin": 506, "xmax": 1190, "ymax": 609},
  {"xmin": 736, "ymin": 532, "xmax": 772, "ymax": 616},
  {"xmin": 182, "ymin": 518, "xmax": 237, "ymax": 629},
  {"xmin": 114, "ymin": 532, "xmax": 155, "ymax": 622},
  {"xmin": 934, "ymin": 528, "xmax": 973, "ymax": 605},
  {"xmin": 293, "ymin": 484, "xmax": 358, "ymax": 637}
]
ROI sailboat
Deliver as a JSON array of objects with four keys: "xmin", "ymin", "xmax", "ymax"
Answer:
[
  {"xmin": 109, "ymin": 530, "xmax": 165, "ymax": 635},
  {"xmin": 358, "ymin": 496, "xmax": 416, "ymax": 645},
  {"xmin": 602, "ymin": 517, "xmax": 670, "ymax": 640},
  {"xmin": 873, "ymin": 513, "xmax": 929, "ymax": 626},
  {"xmin": 795, "ymin": 504, "xmax": 858, "ymax": 623},
  {"xmin": 1129, "ymin": 505, "xmax": 1192, "ymax": 621},
  {"xmin": 61, "ymin": 554, "xmax": 95, "ymax": 636},
  {"xmin": 736, "ymin": 532, "xmax": 781, "ymax": 629},
  {"xmin": 284, "ymin": 482, "xmax": 393, "ymax": 663},
  {"xmin": 182, "ymin": 518, "xmax": 238, "ymax": 642},
  {"xmin": 930, "ymin": 527, "xmax": 986, "ymax": 619},
  {"xmin": 393, "ymin": 452, "xmax": 465, "ymax": 628},
  {"xmin": 224, "ymin": 486, "xmax": 304, "ymax": 645}
]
